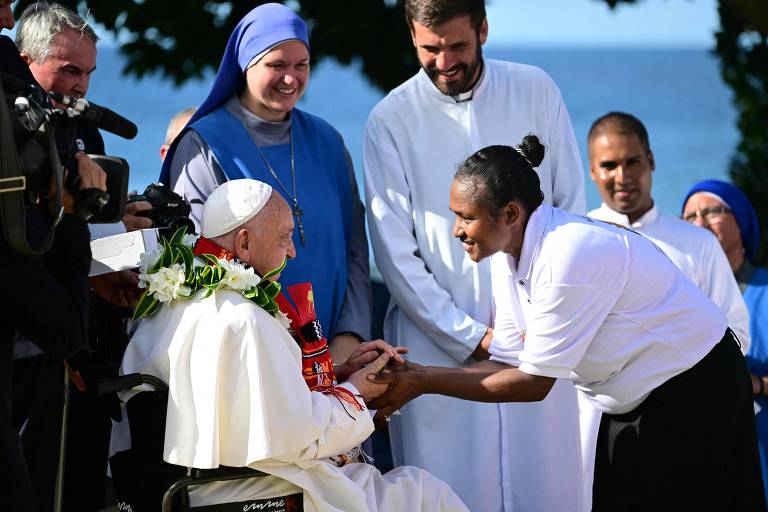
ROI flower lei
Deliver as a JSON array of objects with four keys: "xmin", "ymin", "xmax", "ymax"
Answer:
[{"xmin": 132, "ymin": 227, "xmax": 286, "ymax": 323}]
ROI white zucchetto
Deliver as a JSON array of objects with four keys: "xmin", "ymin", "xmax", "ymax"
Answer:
[{"xmin": 201, "ymin": 179, "xmax": 273, "ymax": 238}]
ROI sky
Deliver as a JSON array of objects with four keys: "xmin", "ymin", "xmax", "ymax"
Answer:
[
  {"xmin": 485, "ymin": 0, "xmax": 719, "ymax": 48},
  {"xmin": 5, "ymin": 0, "xmax": 720, "ymax": 49}
]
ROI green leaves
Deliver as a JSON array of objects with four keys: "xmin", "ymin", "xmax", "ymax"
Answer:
[
  {"xmin": 179, "ymin": 245, "xmax": 195, "ymax": 281},
  {"xmin": 245, "ymin": 259, "xmax": 285, "ymax": 315},
  {"xmin": 169, "ymin": 226, "xmax": 188, "ymax": 245},
  {"xmin": 197, "ymin": 255, "xmax": 225, "ymax": 290},
  {"xmin": 132, "ymin": 228, "xmax": 288, "ymax": 321},
  {"xmin": 262, "ymin": 258, "xmax": 287, "ymax": 281},
  {"xmin": 132, "ymin": 290, "xmax": 159, "ymax": 321}
]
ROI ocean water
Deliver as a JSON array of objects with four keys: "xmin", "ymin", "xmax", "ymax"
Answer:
[{"xmin": 88, "ymin": 46, "xmax": 736, "ymax": 217}]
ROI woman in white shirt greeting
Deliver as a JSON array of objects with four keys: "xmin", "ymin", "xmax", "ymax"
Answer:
[{"xmin": 370, "ymin": 135, "xmax": 765, "ymax": 512}]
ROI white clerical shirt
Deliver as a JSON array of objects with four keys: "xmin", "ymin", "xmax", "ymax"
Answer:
[
  {"xmin": 589, "ymin": 203, "xmax": 750, "ymax": 353},
  {"xmin": 490, "ymin": 204, "xmax": 728, "ymax": 414}
]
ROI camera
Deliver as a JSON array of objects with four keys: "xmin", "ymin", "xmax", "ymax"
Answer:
[
  {"xmin": 0, "ymin": 71, "xmax": 133, "ymax": 254},
  {"xmin": 127, "ymin": 183, "xmax": 195, "ymax": 234}
]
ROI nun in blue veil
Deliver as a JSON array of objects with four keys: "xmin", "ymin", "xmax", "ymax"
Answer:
[
  {"xmin": 160, "ymin": 3, "xmax": 371, "ymax": 361},
  {"xmin": 683, "ymin": 180, "xmax": 768, "ymax": 502}
]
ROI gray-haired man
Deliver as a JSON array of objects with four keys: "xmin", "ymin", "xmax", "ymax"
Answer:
[
  {"xmin": 16, "ymin": 1, "xmax": 97, "ymax": 101},
  {"xmin": 12, "ymin": 4, "xmax": 120, "ymax": 511}
]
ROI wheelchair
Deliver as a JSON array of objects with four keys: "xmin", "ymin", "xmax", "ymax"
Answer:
[{"xmin": 98, "ymin": 374, "xmax": 303, "ymax": 512}]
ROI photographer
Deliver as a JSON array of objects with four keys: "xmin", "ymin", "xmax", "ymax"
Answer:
[
  {"xmin": 0, "ymin": 130, "xmax": 107, "ymax": 511},
  {"xmin": 9, "ymin": 3, "xmax": 142, "ymax": 510},
  {"xmin": 16, "ymin": 1, "xmax": 150, "ymax": 234},
  {"xmin": 2, "ymin": 9, "xmax": 106, "ymax": 512}
]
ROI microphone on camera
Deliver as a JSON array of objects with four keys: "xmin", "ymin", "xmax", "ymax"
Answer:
[{"xmin": 49, "ymin": 92, "xmax": 138, "ymax": 140}]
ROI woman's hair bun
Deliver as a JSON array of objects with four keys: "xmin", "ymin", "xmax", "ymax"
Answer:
[{"xmin": 518, "ymin": 134, "xmax": 545, "ymax": 168}]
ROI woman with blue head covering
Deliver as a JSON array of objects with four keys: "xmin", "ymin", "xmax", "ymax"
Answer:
[
  {"xmin": 683, "ymin": 179, "xmax": 768, "ymax": 502},
  {"xmin": 160, "ymin": 2, "xmax": 370, "ymax": 362}
]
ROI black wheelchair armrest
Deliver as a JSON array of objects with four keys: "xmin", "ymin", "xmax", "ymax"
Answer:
[
  {"xmin": 162, "ymin": 467, "xmax": 271, "ymax": 512},
  {"xmin": 191, "ymin": 466, "xmax": 269, "ymax": 480}
]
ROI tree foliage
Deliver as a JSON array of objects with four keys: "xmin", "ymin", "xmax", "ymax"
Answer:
[
  {"xmin": 716, "ymin": 0, "xmax": 768, "ymax": 263},
  {"xmin": 603, "ymin": 0, "xmax": 768, "ymax": 263},
  {"xmin": 12, "ymin": 0, "xmax": 768, "ymax": 260},
  {"xmin": 13, "ymin": 0, "xmax": 418, "ymax": 91}
]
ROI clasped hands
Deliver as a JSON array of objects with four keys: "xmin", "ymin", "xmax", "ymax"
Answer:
[{"xmin": 337, "ymin": 339, "xmax": 426, "ymax": 421}]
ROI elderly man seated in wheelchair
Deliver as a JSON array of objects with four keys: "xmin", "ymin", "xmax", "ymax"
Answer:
[{"xmin": 118, "ymin": 178, "xmax": 468, "ymax": 511}]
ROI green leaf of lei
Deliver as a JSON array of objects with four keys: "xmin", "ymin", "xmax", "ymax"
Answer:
[
  {"xmin": 132, "ymin": 227, "xmax": 288, "ymax": 323},
  {"xmin": 132, "ymin": 290, "xmax": 159, "ymax": 322}
]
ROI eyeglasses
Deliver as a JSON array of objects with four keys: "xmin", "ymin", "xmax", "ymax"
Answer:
[{"xmin": 682, "ymin": 206, "xmax": 731, "ymax": 224}]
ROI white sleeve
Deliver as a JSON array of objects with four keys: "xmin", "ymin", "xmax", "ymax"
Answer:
[
  {"xmin": 545, "ymin": 82, "xmax": 586, "ymax": 215},
  {"xmin": 363, "ymin": 115, "xmax": 487, "ymax": 363},
  {"xmin": 698, "ymin": 234, "xmax": 751, "ymax": 354},
  {"xmin": 517, "ymin": 240, "xmax": 624, "ymax": 378},
  {"xmin": 518, "ymin": 282, "xmax": 616, "ymax": 378},
  {"xmin": 488, "ymin": 307, "xmax": 525, "ymax": 367},
  {"xmin": 236, "ymin": 320, "xmax": 374, "ymax": 463}
]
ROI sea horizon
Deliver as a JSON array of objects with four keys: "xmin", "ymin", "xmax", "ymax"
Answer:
[{"xmin": 88, "ymin": 46, "xmax": 736, "ymax": 217}]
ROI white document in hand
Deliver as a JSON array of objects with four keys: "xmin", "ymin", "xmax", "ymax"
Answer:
[{"xmin": 89, "ymin": 228, "xmax": 159, "ymax": 276}]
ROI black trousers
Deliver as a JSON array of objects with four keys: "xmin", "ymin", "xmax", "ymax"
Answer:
[{"xmin": 593, "ymin": 330, "xmax": 766, "ymax": 511}]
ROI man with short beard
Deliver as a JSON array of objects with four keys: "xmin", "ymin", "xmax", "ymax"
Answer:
[{"xmin": 363, "ymin": 1, "xmax": 585, "ymax": 510}]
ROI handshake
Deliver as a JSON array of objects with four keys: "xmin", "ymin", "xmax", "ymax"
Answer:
[{"xmin": 336, "ymin": 340, "xmax": 423, "ymax": 421}]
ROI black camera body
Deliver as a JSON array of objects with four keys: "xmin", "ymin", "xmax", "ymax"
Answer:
[
  {"xmin": 0, "ymin": 71, "xmax": 134, "ymax": 254},
  {"xmin": 6, "ymin": 80, "xmax": 129, "ymax": 222},
  {"xmin": 127, "ymin": 183, "xmax": 195, "ymax": 234}
]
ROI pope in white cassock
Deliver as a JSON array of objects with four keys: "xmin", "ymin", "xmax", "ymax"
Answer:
[
  {"xmin": 363, "ymin": 1, "xmax": 586, "ymax": 510},
  {"xmin": 120, "ymin": 178, "xmax": 468, "ymax": 511}
]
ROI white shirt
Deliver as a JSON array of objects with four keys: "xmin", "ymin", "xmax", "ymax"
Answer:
[
  {"xmin": 490, "ymin": 204, "xmax": 728, "ymax": 414},
  {"xmin": 589, "ymin": 203, "xmax": 750, "ymax": 353}
]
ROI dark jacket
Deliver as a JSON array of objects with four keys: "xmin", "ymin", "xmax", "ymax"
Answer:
[{"xmin": 0, "ymin": 37, "xmax": 92, "ymax": 512}]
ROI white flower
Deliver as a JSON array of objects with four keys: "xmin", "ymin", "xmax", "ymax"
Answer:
[
  {"xmin": 182, "ymin": 233, "xmax": 199, "ymax": 248},
  {"xmin": 276, "ymin": 310, "xmax": 292, "ymax": 330},
  {"xmin": 138, "ymin": 247, "xmax": 163, "ymax": 275},
  {"xmin": 146, "ymin": 263, "xmax": 187, "ymax": 302},
  {"xmin": 177, "ymin": 284, "xmax": 193, "ymax": 298},
  {"xmin": 219, "ymin": 258, "xmax": 261, "ymax": 292}
]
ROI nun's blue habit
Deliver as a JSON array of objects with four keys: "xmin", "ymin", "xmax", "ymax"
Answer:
[
  {"xmin": 685, "ymin": 179, "xmax": 768, "ymax": 502},
  {"xmin": 160, "ymin": 3, "xmax": 354, "ymax": 338}
]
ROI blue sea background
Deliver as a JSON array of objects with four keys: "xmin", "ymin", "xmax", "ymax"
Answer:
[{"xmin": 88, "ymin": 46, "xmax": 736, "ymax": 218}]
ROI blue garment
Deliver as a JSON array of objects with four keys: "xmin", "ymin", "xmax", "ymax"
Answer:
[
  {"xmin": 682, "ymin": 180, "xmax": 761, "ymax": 261},
  {"xmin": 745, "ymin": 266, "xmax": 768, "ymax": 501},
  {"xmin": 191, "ymin": 105, "xmax": 352, "ymax": 337},
  {"xmin": 159, "ymin": 2, "xmax": 308, "ymax": 185}
]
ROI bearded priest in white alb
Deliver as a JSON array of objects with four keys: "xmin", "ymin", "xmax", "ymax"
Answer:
[
  {"xmin": 120, "ymin": 179, "xmax": 468, "ymax": 511},
  {"xmin": 363, "ymin": 2, "xmax": 585, "ymax": 510}
]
